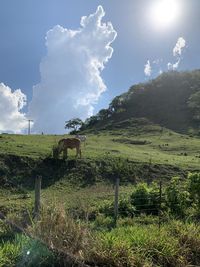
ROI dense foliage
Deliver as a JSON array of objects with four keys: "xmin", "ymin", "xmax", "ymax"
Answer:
[{"xmin": 81, "ymin": 70, "xmax": 200, "ymax": 133}]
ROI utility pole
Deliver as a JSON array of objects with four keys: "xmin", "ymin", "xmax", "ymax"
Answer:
[{"xmin": 27, "ymin": 119, "xmax": 33, "ymax": 135}]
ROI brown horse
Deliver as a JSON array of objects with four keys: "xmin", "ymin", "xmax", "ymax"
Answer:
[{"xmin": 55, "ymin": 138, "xmax": 81, "ymax": 159}]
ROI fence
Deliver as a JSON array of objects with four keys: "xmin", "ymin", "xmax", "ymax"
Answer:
[{"xmin": 0, "ymin": 174, "xmax": 200, "ymax": 266}]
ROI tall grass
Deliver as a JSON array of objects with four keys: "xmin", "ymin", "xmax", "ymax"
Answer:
[
  {"xmin": 27, "ymin": 204, "xmax": 89, "ymax": 257},
  {"xmin": 25, "ymin": 204, "xmax": 200, "ymax": 267}
]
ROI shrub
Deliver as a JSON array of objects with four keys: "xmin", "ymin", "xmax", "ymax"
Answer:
[
  {"xmin": 188, "ymin": 172, "xmax": 200, "ymax": 209},
  {"xmin": 130, "ymin": 183, "xmax": 159, "ymax": 215},
  {"xmin": 165, "ymin": 177, "xmax": 190, "ymax": 218},
  {"xmin": 99, "ymin": 198, "xmax": 135, "ymax": 218}
]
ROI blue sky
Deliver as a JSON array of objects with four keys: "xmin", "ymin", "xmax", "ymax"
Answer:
[{"xmin": 0, "ymin": 0, "xmax": 200, "ymax": 133}]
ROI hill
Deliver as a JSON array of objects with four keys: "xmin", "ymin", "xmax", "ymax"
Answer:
[
  {"xmin": 81, "ymin": 70, "xmax": 200, "ymax": 134},
  {"xmin": 0, "ymin": 129, "xmax": 200, "ymax": 191}
]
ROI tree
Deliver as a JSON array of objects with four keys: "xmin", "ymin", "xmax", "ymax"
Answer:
[
  {"xmin": 188, "ymin": 172, "xmax": 200, "ymax": 209},
  {"xmin": 65, "ymin": 118, "xmax": 83, "ymax": 132},
  {"xmin": 187, "ymin": 91, "xmax": 200, "ymax": 121},
  {"xmin": 97, "ymin": 109, "xmax": 111, "ymax": 120},
  {"xmin": 84, "ymin": 116, "xmax": 99, "ymax": 127}
]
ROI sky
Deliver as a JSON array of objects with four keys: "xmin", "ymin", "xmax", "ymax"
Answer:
[{"xmin": 0, "ymin": 0, "xmax": 200, "ymax": 133}]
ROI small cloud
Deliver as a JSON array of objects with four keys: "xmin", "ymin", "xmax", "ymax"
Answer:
[
  {"xmin": 152, "ymin": 58, "xmax": 163, "ymax": 65},
  {"xmin": 167, "ymin": 37, "xmax": 186, "ymax": 71},
  {"xmin": 0, "ymin": 83, "xmax": 27, "ymax": 133},
  {"xmin": 28, "ymin": 6, "xmax": 117, "ymax": 133},
  {"xmin": 167, "ymin": 62, "xmax": 173, "ymax": 70},
  {"xmin": 167, "ymin": 59, "xmax": 180, "ymax": 70},
  {"xmin": 144, "ymin": 60, "xmax": 152, "ymax": 77},
  {"xmin": 173, "ymin": 37, "xmax": 186, "ymax": 57}
]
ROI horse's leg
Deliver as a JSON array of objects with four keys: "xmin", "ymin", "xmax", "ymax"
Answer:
[
  {"xmin": 63, "ymin": 148, "xmax": 68, "ymax": 159},
  {"xmin": 79, "ymin": 148, "xmax": 82, "ymax": 158},
  {"xmin": 75, "ymin": 147, "xmax": 78, "ymax": 158}
]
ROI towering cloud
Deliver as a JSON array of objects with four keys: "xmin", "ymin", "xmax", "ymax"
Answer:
[
  {"xmin": 29, "ymin": 6, "xmax": 117, "ymax": 133},
  {"xmin": 0, "ymin": 83, "xmax": 27, "ymax": 133},
  {"xmin": 144, "ymin": 60, "xmax": 152, "ymax": 77}
]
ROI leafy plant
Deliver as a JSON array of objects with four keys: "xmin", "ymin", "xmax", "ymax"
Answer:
[
  {"xmin": 165, "ymin": 177, "xmax": 190, "ymax": 218},
  {"xmin": 130, "ymin": 183, "xmax": 159, "ymax": 215}
]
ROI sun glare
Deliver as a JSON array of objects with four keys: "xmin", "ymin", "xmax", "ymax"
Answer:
[{"xmin": 150, "ymin": 0, "xmax": 180, "ymax": 29}]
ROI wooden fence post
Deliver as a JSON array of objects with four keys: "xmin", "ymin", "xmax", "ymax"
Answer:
[
  {"xmin": 114, "ymin": 177, "xmax": 120, "ymax": 226},
  {"xmin": 34, "ymin": 175, "xmax": 42, "ymax": 219}
]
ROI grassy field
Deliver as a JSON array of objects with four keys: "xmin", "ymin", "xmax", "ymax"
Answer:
[
  {"xmin": 0, "ymin": 126, "xmax": 200, "ymax": 169},
  {"xmin": 1, "ymin": 128, "xmax": 200, "ymax": 266},
  {"xmin": 0, "ymin": 127, "xmax": 200, "ymax": 213}
]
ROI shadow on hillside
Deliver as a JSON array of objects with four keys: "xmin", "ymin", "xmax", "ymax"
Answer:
[
  {"xmin": 0, "ymin": 153, "xmax": 188, "ymax": 193},
  {"xmin": 32, "ymin": 157, "xmax": 97, "ymax": 189}
]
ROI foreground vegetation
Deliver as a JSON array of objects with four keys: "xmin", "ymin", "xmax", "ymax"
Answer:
[
  {"xmin": 1, "ymin": 203, "xmax": 200, "ymax": 267},
  {"xmin": 1, "ymin": 171, "xmax": 200, "ymax": 266},
  {"xmin": 0, "ymin": 122, "xmax": 200, "ymax": 266}
]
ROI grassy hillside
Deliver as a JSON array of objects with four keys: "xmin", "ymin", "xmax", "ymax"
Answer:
[
  {"xmin": 0, "ymin": 126, "xmax": 199, "ymax": 213},
  {"xmin": 1, "ymin": 124, "xmax": 200, "ymax": 266},
  {"xmin": 1, "ymin": 86, "xmax": 200, "ymax": 266},
  {"xmin": 82, "ymin": 70, "xmax": 200, "ymax": 133},
  {"xmin": 1, "ymin": 124, "xmax": 200, "ymax": 168},
  {"xmin": 0, "ymin": 125, "xmax": 198, "ymax": 201}
]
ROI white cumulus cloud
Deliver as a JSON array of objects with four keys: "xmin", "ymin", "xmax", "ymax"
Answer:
[
  {"xmin": 168, "ymin": 37, "xmax": 186, "ymax": 70},
  {"xmin": 173, "ymin": 37, "xmax": 186, "ymax": 57},
  {"xmin": 0, "ymin": 83, "xmax": 27, "ymax": 133},
  {"xmin": 167, "ymin": 59, "xmax": 180, "ymax": 71},
  {"xmin": 28, "ymin": 6, "xmax": 117, "ymax": 133},
  {"xmin": 144, "ymin": 60, "xmax": 152, "ymax": 77}
]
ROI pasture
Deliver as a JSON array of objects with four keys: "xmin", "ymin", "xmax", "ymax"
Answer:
[
  {"xmin": 0, "ymin": 127, "xmax": 200, "ymax": 168},
  {"xmin": 1, "ymin": 128, "xmax": 200, "ymax": 266},
  {"xmin": 0, "ymin": 127, "xmax": 200, "ymax": 216}
]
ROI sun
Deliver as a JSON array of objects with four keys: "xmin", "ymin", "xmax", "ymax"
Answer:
[{"xmin": 149, "ymin": 0, "xmax": 180, "ymax": 29}]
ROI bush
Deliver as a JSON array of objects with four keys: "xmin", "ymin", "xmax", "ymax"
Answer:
[
  {"xmin": 165, "ymin": 177, "xmax": 190, "ymax": 218},
  {"xmin": 130, "ymin": 183, "xmax": 159, "ymax": 215},
  {"xmin": 188, "ymin": 172, "xmax": 200, "ymax": 208},
  {"xmin": 99, "ymin": 198, "xmax": 135, "ymax": 218}
]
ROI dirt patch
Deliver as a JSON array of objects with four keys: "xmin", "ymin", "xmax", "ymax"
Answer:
[{"xmin": 112, "ymin": 138, "xmax": 151, "ymax": 145}]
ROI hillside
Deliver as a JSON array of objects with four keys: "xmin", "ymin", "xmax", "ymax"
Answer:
[
  {"xmin": 1, "ymin": 70, "xmax": 200, "ymax": 266},
  {"xmin": 1, "ymin": 132, "xmax": 200, "ymax": 266},
  {"xmin": 0, "ymin": 128, "xmax": 200, "ymax": 191},
  {"xmin": 82, "ymin": 70, "xmax": 200, "ymax": 133},
  {"xmin": 1, "ymin": 116, "xmax": 200, "ymax": 266}
]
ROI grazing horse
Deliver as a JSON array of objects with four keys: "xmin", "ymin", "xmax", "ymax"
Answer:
[
  {"xmin": 56, "ymin": 138, "xmax": 81, "ymax": 159},
  {"xmin": 75, "ymin": 134, "xmax": 87, "ymax": 146}
]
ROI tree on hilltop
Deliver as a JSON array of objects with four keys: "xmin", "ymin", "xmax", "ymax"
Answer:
[{"xmin": 65, "ymin": 118, "xmax": 83, "ymax": 132}]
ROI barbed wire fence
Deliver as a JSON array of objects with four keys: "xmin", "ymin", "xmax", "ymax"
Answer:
[{"xmin": 0, "ymin": 171, "xmax": 199, "ymax": 266}]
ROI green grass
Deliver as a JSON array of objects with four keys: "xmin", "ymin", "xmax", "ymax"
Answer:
[
  {"xmin": 0, "ymin": 128, "xmax": 200, "ymax": 217},
  {"xmin": 0, "ymin": 128, "xmax": 200, "ymax": 169},
  {"xmin": 85, "ymin": 220, "xmax": 200, "ymax": 267},
  {"xmin": 0, "ymin": 129, "xmax": 200, "ymax": 266}
]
